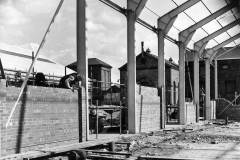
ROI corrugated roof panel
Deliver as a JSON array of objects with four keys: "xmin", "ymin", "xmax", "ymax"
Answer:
[
  {"xmin": 225, "ymin": 41, "xmax": 236, "ymax": 47},
  {"xmin": 172, "ymin": 12, "xmax": 195, "ymax": 31},
  {"xmin": 214, "ymin": 32, "xmax": 231, "ymax": 43},
  {"xmin": 184, "ymin": 2, "xmax": 210, "ymax": 22},
  {"xmin": 173, "ymin": 0, "xmax": 189, "ymax": 6},
  {"xmin": 145, "ymin": 0, "xmax": 176, "ymax": 17},
  {"xmin": 206, "ymin": 40, "xmax": 218, "ymax": 49},
  {"xmin": 234, "ymin": 38, "xmax": 240, "ymax": 44},
  {"xmin": 217, "ymin": 10, "xmax": 236, "ymax": 26},
  {"xmin": 138, "ymin": 7, "xmax": 157, "ymax": 27},
  {"xmin": 191, "ymin": 28, "xmax": 209, "ymax": 42},
  {"xmin": 201, "ymin": 0, "xmax": 227, "ymax": 13},
  {"xmin": 202, "ymin": 20, "xmax": 222, "ymax": 34},
  {"xmin": 227, "ymin": 25, "xmax": 240, "ymax": 36}
]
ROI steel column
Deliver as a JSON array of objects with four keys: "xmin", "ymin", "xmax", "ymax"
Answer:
[
  {"xmin": 214, "ymin": 60, "xmax": 218, "ymax": 100},
  {"xmin": 179, "ymin": 42, "xmax": 186, "ymax": 124},
  {"xmin": 127, "ymin": 9, "xmax": 136, "ymax": 133},
  {"xmin": 127, "ymin": 0, "xmax": 147, "ymax": 134},
  {"xmin": 157, "ymin": 0, "xmax": 199, "ymax": 127},
  {"xmin": 193, "ymin": 51, "xmax": 200, "ymax": 122},
  {"xmin": 77, "ymin": 0, "xmax": 88, "ymax": 141},
  {"xmin": 158, "ymin": 30, "xmax": 166, "ymax": 129},
  {"xmin": 205, "ymin": 59, "xmax": 211, "ymax": 120}
]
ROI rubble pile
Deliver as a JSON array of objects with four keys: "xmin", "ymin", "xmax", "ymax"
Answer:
[{"xmin": 118, "ymin": 120, "xmax": 240, "ymax": 157}]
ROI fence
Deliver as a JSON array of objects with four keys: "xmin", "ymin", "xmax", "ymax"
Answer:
[{"xmin": 3, "ymin": 68, "xmax": 61, "ymax": 87}]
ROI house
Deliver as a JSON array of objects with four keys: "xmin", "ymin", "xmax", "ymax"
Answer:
[
  {"xmin": 66, "ymin": 58, "xmax": 112, "ymax": 90},
  {"xmin": 66, "ymin": 58, "xmax": 112, "ymax": 105},
  {"xmin": 119, "ymin": 47, "xmax": 179, "ymax": 106}
]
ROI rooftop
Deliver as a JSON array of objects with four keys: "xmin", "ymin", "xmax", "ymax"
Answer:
[{"xmin": 66, "ymin": 58, "xmax": 112, "ymax": 71}]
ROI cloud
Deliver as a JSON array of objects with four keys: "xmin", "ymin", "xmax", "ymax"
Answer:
[
  {"xmin": 0, "ymin": 5, "xmax": 28, "ymax": 25},
  {"xmin": 21, "ymin": 0, "xmax": 59, "ymax": 15}
]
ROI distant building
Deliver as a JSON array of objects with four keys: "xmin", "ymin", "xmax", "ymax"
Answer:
[
  {"xmin": 66, "ymin": 58, "xmax": 112, "ymax": 105},
  {"xmin": 66, "ymin": 58, "xmax": 112, "ymax": 91},
  {"xmin": 119, "ymin": 47, "xmax": 179, "ymax": 106}
]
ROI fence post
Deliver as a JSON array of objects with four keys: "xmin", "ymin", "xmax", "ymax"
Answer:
[
  {"xmin": 96, "ymin": 100, "xmax": 98, "ymax": 139},
  {"xmin": 120, "ymin": 101, "xmax": 122, "ymax": 135}
]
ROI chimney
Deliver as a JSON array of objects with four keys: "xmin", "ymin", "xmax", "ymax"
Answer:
[{"xmin": 141, "ymin": 41, "xmax": 144, "ymax": 53}]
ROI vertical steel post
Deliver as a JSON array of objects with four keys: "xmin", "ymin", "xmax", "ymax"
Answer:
[
  {"xmin": 158, "ymin": 30, "xmax": 165, "ymax": 129},
  {"xmin": 127, "ymin": 9, "xmax": 136, "ymax": 134},
  {"xmin": 120, "ymin": 101, "xmax": 122, "ymax": 135},
  {"xmin": 214, "ymin": 60, "xmax": 218, "ymax": 100},
  {"xmin": 179, "ymin": 42, "xmax": 186, "ymax": 124},
  {"xmin": 205, "ymin": 59, "xmax": 211, "ymax": 120},
  {"xmin": 32, "ymin": 51, "xmax": 35, "ymax": 74},
  {"xmin": 76, "ymin": 0, "xmax": 88, "ymax": 141},
  {"xmin": 126, "ymin": 0, "xmax": 147, "ymax": 134},
  {"xmin": 194, "ymin": 51, "xmax": 200, "ymax": 122},
  {"xmin": 96, "ymin": 100, "xmax": 98, "ymax": 139}
]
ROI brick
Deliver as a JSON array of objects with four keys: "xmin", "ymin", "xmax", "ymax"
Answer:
[{"xmin": 0, "ymin": 84, "xmax": 85, "ymax": 156}]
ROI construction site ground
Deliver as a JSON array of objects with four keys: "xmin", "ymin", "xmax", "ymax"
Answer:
[
  {"xmin": 2, "ymin": 120, "xmax": 240, "ymax": 160},
  {"xmin": 117, "ymin": 120, "xmax": 240, "ymax": 160}
]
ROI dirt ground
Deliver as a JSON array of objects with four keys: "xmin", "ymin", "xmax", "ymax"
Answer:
[{"xmin": 117, "ymin": 120, "xmax": 240, "ymax": 159}]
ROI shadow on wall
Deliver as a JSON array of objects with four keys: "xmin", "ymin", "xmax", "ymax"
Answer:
[{"xmin": 15, "ymin": 86, "xmax": 28, "ymax": 153}]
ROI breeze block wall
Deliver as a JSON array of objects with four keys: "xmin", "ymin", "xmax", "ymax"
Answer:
[
  {"xmin": 0, "ymin": 79, "xmax": 85, "ymax": 156},
  {"xmin": 185, "ymin": 102, "xmax": 196, "ymax": 124},
  {"xmin": 135, "ymin": 85, "xmax": 161, "ymax": 133}
]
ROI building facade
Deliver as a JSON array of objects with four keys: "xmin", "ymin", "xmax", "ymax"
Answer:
[
  {"xmin": 66, "ymin": 58, "xmax": 112, "ymax": 105},
  {"xmin": 119, "ymin": 49, "xmax": 179, "ymax": 106}
]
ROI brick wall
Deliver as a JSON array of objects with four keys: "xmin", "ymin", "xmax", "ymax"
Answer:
[
  {"xmin": 136, "ymin": 85, "xmax": 161, "ymax": 133},
  {"xmin": 0, "ymin": 80, "xmax": 85, "ymax": 156}
]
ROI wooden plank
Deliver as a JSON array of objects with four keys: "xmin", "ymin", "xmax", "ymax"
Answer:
[{"xmin": 0, "ymin": 136, "xmax": 125, "ymax": 160}]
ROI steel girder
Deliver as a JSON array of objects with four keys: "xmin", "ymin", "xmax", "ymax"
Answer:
[
  {"xmin": 214, "ymin": 45, "xmax": 240, "ymax": 60},
  {"xmin": 207, "ymin": 32, "xmax": 240, "ymax": 60},
  {"xmin": 127, "ymin": 0, "xmax": 147, "ymax": 134},
  {"xmin": 179, "ymin": 3, "xmax": 235, "ymax": 45},
  {"xmin": 194, "ymin": 19, "xmax": 240, "ymax": 56},
  {"xmin": 157, "ymin": 0, "xmax": 201, "ymax": 127},
  {"xmin": 158, "ymin": 0, "xmax": 201, "ymax": 33}
]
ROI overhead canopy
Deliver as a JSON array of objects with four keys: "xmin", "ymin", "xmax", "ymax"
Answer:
[{"xmin": 108, "ymin": 0, "xmax": 240, "ymax": 57}]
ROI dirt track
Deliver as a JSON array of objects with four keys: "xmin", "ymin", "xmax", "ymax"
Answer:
[{"xmin": 117, "ymin": 120, "xmax": 240, "ymax": 159}]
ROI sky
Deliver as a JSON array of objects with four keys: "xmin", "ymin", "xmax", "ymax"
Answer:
[{"xmin": 0, "ymin": 0, "xmax": 238, "ymax": 82}]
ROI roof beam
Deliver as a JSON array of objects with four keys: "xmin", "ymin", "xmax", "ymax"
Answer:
[
  {"xmin": 179, "ymin": 3, "xmax": 235, "ymax": 45},
  {"xmin": 194, "ymin": 19, "xmax": 240, "ymax": 55},
  {"xmin": 158, "ymin": 0, "xmax": 201, "ymax": 33},
  {"xmin": 207, "ymin": 33, "xmax": 240, "ymax": 60},
  {"xmin": 212, "ymin": 33, "xmax": 240, "ymax": 51},
  {"xmin": 213, "ymin": 45, "xmax": 240, "ymax": 60}
]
